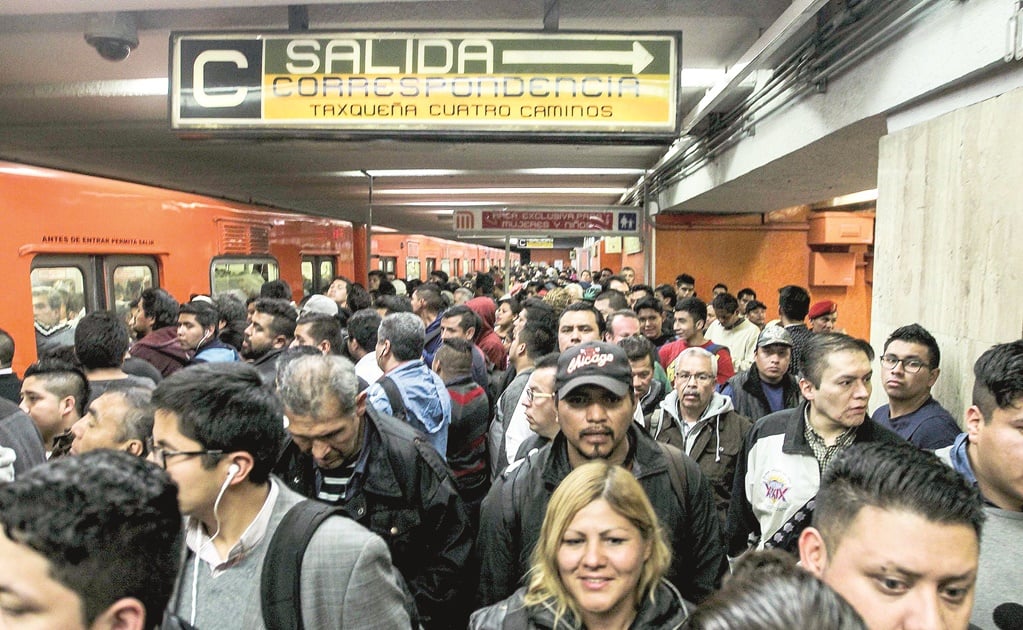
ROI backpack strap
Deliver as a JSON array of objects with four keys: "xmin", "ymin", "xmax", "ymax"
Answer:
[
  {"xmin": 379, "ymin": 375, "xmax": 407, "ymax": 422},
  {"xmin": 261, "ymin": 499, "xmax": 337, "ymax": 630},
  {"xmin": 657, "ymin": 442, "xmax": 690, "ymax": 515}
]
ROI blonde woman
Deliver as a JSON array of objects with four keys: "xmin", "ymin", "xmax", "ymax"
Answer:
[{"xmin": 470, "ymin": 461, "xmax": 689, "ymax": 629}]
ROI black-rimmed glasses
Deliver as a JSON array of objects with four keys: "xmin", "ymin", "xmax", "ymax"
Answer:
[
  {"xmin": 145, "ymin": 437, "xmax": 223, "ymax": 469},
  {"xmin": 879, "ymin": 355, "xmax": 929, "ymax": 374}
]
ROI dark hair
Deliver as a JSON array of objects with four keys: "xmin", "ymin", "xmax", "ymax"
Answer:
[
  {"xmin": 594, "ymin": 289, "xmax": 628, "ymax": 311},
  {"xmin": 0, "ymin": 450, "xmax": 181, "ymax": 630},
  {"xmin": 606, "ymin": 274, "xmax": 628, "ymax": 287},
  {"xmin": 619, "ymin": 334, "xmax": 656, "ymax": 367},
  {"xmin": 98, "ymin": 384, "xmax": 155, "ymax": 451},
  {"xmin": 443, "ymin": 304, "xmax": 479, "ymax": 335},
  {"xmin": 972, "ymin": 339, "xmax": 1023, "ymax": 419},
  {"xmin": 882, "ymin": 323, "xmax": 941, "ymax": 368},
  {"xmin": 778, "ymin": 285, "xmax": 811, "ymax": 321},
  {"xmin": 430, "ymin": 270, "xmax": 449, "ymax": 284},
  {"xmin": 814, "ymin": 441, "xmax": 984, "ymax": 550},
  {"xmin": 376, "ymin": 279, "xmax": 396, "ymax": 296},
  {"xmin": 73, "ymin": 310, "xmax": 129, "ymax": 369},
  {"xmin": 654, "ymin": 284, "xmax": 677, "ymax": 309},
  {"xmin": 712, "ymin": 283, "xmax": 729, "ymax": 293},
  {"xmin": 414, "ymin": 283, "xmax": 446, "ymax": 313},
  {"xmin": 745, "ymin": 299, "xmax": 767, "ymax": 314},
  {"xmin": 178, "ymin": 301, "xmax": 219, "ymax": 329},
  {"xmin": 560, "ymin": 301, "xmax": 606, "ymax": 336},
  {"xmin": 347, "ymin": 309, "xmax": 382, "ymax": 351},
  {"xmin": 368, "ymin": 270, "xmax": 386, "ymax": 280},
  {"xmin": 295, "ymin": 313, "xmax": 343, "ymax": 354},
  {"xmin": 374, "ymin": 294, "xmax": 412, "ymax": 314},
  {"xmin": 684, "ymin": 550, "xmax": 865, "ymax": 630},
  {"xmin": 252, "ymin": 298, "xmax": 298, "ymax": 340},
  {"xmin": 521, "ymin": 298, "xmax": 558, "ymax": 335},
  {"xmin": 475, "ymin": 273, "xmax": 495, "ymax": 295},
  {"xmin": 435, "ymin": 337, "xmax": 473, "ymax": 376},
  {"xmin": 260, "ymin": 279, "xmax": 292, "ymax": 301},
  {"xmin": 800, "ymin": 333, "xmax": 874, "ymax": 386},
  {"xmin": 151, "ymin": 363, "xmax": 283, "ymax": 483},
  {"xmin": 0, "ymin": 327, "xmax": 14, "ymax": 366},
  {"xmin": 346, "ymin": 283, "xmax": 373, "ymax": 312},
  {"xmin": 634, "ymin": 295, "xmax": 664, "ymax": 315},
  {"xmin": 24, "ymin": 359, "xmax": 90, "ymax": 417},
  {"xmin": 711, "ymin": 292, "xmax": 739, "ymax": 316},
  {"xmin": 629, "ymin": 284, "xmax": 654, "ymax": 299},
  {"xmin": 675, "ymin": 273, "xmax": 695, "ymax": 287},
  {"xmin": 378, "ymin": 312, "xmax": 425, "ymax": 362},
  {"xmin": 737, "ymin": 287, "xmax": 757, "ymax": 301},
  {"xmin": 139, "ymin": 288, "xmax": 179, "ymax": 330},
  {"xmin": 533, "ymin": 352, "xmax": 561, "ymax": 371},
  {"xmin": 518, "ymin": 321, "xmax": 557, "ymax": 361},
  {"xmin": 675, "ymin": 296, "xmax": 708, "ymax": 325}
]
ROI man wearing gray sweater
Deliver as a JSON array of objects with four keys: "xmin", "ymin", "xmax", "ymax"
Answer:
[{"xmin": 152, "ymin": 363, "xmax": 411, "ymax": 630}]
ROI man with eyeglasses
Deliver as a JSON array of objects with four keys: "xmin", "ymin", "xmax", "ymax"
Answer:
[
  {"xmin": 477, "ymin": 341, "xmax": 726, "ymax": 607},
  {"xmin": 871, "ymin": 324, "xmax": 960, "ymax": 449},
  {"xmin": 151, "ymin": 362, "xmax": 412, "ymax": 630},
  {"xmin": 725, "ymin": 333, "xmax": 904, "ymax": 557},
  {"xmin": 647, "ymin": 347, "xmax": 752, "ymax": 528}
]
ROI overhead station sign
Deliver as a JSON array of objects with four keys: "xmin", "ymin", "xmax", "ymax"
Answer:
[
  {"xmin": 453, "ymin": 207, "xmax": 640, "ymax": 236},
  {"xmin": 171, "ymin": 32, "xmax": 678, "ymax": 134}
]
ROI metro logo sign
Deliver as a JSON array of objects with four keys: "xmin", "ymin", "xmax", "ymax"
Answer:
[
  {"xmin": 171, "ymin": 31, "xmax": 678, "ymax": 135},
  {"xmin": 453, "ymin": 207, "xmax": 640, "ymax": 235}
]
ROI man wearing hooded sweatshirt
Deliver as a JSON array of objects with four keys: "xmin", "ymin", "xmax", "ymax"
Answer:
[
  {"xmin": 466, "ymin": 297, "xmax": 507, "ymax": 370},
  {"xmin": 128, "ymin": 288, "xmax": 189, "ymax": 377},
  {"xmin": 647, "ymin": 346, "xmax": 752, "ymax": 528}
]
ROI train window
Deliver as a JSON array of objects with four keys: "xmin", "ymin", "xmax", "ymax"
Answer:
[
  {"xmin": 319, "ymin": 259, "xmax": 335, "ymax": 292},
  {"xmin": 301, "ymin": 260, "xmax": 314, "ymax": 295},
  {"xmin": 426, "ymin": 258, "xmax": 436, "ymax": 276},
  {"xmin": 300, "ymin": 256, "xmax": 336, "ymax": 296},
  {"xmin": 106, "ymin": 257, "xmax": 158, "ymax": 314},
  {"xmin": 441, "ymin": 259, "xmax": 450, "ymax": 275},
  {"xmin": 30, "ymin": 265, "xmax": 86, "ymax": 356},
  {"xmin": 406, "ymin": 257, "xmax": 421, "ymax": 282},
  {"xmin": 379, "ymin": 257, "xmax": 396, "ymax": 275},
  {"xmin": 211, "ymin": 257, "xmax": 279, "ymax": 298}
]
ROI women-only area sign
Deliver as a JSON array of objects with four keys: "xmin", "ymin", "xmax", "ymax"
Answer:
[
  {"xmin": 453, "ymin": 207, "xmax": 640, "ymax": 236},
  {"xmin": 171, "ymin": 32, "xmax": 678, "ymax": 135}
]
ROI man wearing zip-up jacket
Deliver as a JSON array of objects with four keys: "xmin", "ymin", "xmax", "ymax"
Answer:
[{"xmin": 647, "ymin": 346, "xmax": 752, "ymax": 528}]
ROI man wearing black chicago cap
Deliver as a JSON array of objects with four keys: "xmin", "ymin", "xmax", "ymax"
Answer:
[{"xmin": 476, "ymin": 341, "xmax": 725, "ymax": 607}]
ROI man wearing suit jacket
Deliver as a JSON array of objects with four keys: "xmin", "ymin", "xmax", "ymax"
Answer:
[{"xmin": 152, "ymin": 363, "xmax": 411, "ymax": 630}]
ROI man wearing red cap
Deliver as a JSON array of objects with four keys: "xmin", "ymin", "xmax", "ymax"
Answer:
[{"xmin": 808, "ymin": 301, "xmax": 838, "ymax": 334}]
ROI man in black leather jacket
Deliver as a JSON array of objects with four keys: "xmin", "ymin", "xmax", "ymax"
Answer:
[{"xmin": 274, "ymin": 353, "xmax": 475, "ymax": 629}]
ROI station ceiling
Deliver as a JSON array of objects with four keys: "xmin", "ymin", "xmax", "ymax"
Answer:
[{"xmin": 1, "ymin": 1, "xmax": 804, "ymax": 246}]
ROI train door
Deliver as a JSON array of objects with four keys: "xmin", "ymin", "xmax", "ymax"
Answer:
[
  {"xmin": 29, "ymin": 254, "xmax": 158, "ymax": 356},
  {"xmin": 426, "ymin": 257, "xmax": 437, "ymax": 276},
  {"xmin": 379, "ymin": 256, "xmax": 396, "ymax": 276},
  {"xmin": 301, "ymin": 255, "xmax": 336, "ymax": 296},
  {"xmin": 210, "ymin": 256, "xmax": 279, "ymax": 298},
  {"xmin": 405, "ymin": 257, "xmax": 421, "ymax": 282}
]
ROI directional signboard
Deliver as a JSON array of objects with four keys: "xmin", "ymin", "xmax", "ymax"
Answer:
[
  {"xmin": 453, "ymin": 207, "xmax": 640, "ymax": 236},
  {"xmin": 171, "ymin": 32, "xmax": 678, "ymax": 134}
]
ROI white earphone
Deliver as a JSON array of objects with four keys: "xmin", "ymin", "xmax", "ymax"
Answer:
[{"xmin": 226, "ymin": 462, "xmax": 241, "ymax": 480}]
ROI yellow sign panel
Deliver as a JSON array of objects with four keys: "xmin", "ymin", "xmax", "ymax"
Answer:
[{"xmin": 172, "ymin": 32, "xmax": 679, "ymax": 134}]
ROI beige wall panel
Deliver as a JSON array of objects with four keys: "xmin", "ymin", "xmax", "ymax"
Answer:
[{"xmin": 871, "ymin": 86, "xmax": 1023, "ymax": 422}]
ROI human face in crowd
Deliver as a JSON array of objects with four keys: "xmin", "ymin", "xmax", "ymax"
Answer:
[
  {"xmin": 747, "ymin": 306, "xmax": 767, "ymax": 328},
  {"xmin": 580, "ymin": 270, "xmax": 592, "ymax": 283},
  {"xmin": 629, "ymin": 356, "xmax": 655, "ymax": 400},
  {"xmin": 627, "ymin": 289, "xmax": 647, "ymax": 309},
  {"xmin": 132, "ymin": 304, "xmax": 154, "ymax": 337},
  {"xmin": 285, "ymin": 395, "xmax": 365, "ymax": 470},
  {"xmin": 177, "ymin": 313, "xmax": 211, "ymax": 352},
  {"xmin": 557, "ymin": 499, "xmax": 651, "ymax": 630},
  {"xmin": 608, "ymin": 279, "xmax": 630, "ymax": 294},
  {"xmin": 19, "ymin": 377, "xmax": 70, "ymax": 443},
  {"xmin": 32, "ymin": 295, "xmax": 61, "ymax": 328},
  {"xmin": 512, "ymin": 309, "xmax": 529, "ymax": 340},
  {"xmin": 674, "ymin": 353, "xmax": 715, "ymax": 419},
  {"xmin": 802, "ymin": 506, "xmax": 978, "ymax": 630},
  {"xmin": 672, "ymin": 310, "xmax": 703, "ymax": 343},
  {"xmin": 606, "ymin": 316, "xmax": 639, "ymax": 344},
  {"xmin": 558, "ymin": 311, "xmax": 601, "ymax": 351},
  {"xmin": 557, "ymin": 385, "xmax": 634, "ymax": 468},
  {"xmin": 368, "ymin": 274, "xmax": 381, "ymax": 291},
  {"xmin": 593, "ymin": 298, "xmax": 615, "ymax": 322},
  {"xmin": 676, "ymin": 282, "xmax": 695, "ymax": 299},
  {"xmin": 755, "ymin": 344, "xmax": 791, "ymax": 385},
  {"xmin": 715, "ymin": 307, "xmax": 740, "ymax": 329},
  {"xmin": 738, "ymin": 294, "xmax": 754, "ymax": 313},
  {"xmin": 70, "ymin": 393, "xmax": 131, "ymax": 455},
  {"xmin": 880, "ymin": 340, "xmax": 938, "ymax": 403},
  {"xmin": 705, "ymin": 304, "xmax": 716, "ymax": 324},
  {"xmin": 636, "ymin": 308, "xmax": 663, "ymax": 341},
  {"xmin": 150, "ymin": 409, "xmax": 225, "ymax": 520},
  {"xmin": 620, "ymin": 268, "xmax": 635, "ymax": 286},
  {"xmin": 524, "ymin": 367, "xmax": 559, "ymax": 440},
  {"xmin": 242, "ymin": 311, "xmax": 279, "ymax": 360},
  {"xmin": 440, "ymin": 316, "xmax": 472, "ymax": 341},
  {"xmin": 326, "ymin": 279, "xmax": 348, "ymax": 306},
  {"xmin": 291, "ymin": 322, "xmax": 328, "ymax": 354},
  {"xmin": 965, "ymin": 395, "xmax": 1023, "ymax": 511},
  {"xmin": 495, "ymin": 301, "xmax": 516, "ymax": 329},
  {"xmin": 0, "ymin": 531, "xmax": 92, "ymax": 630},
  {"xmin": 800, "ymin": 350, "xmax": 872, "ymax": 438},
  {"xmin": 811, "ymin": 313, "xmax": 838, "ymax": 334}
]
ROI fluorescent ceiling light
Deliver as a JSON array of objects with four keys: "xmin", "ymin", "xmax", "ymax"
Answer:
[
  {"xmin": 371, "ymin": 225, "xmax": 398, "ymax": 233},
  {"xmin": 397, "ymin": 200, "xmax": 507, "ymax": 207},
  {"xmin": 376, "ymin": 187, "xmax": 627, "ymax": 196}
]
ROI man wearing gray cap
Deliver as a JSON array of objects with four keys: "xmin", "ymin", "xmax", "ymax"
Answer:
[
  {"xmin": 721, "ymin": 326, "xmax": 803, "ymax": 421},
  {"xmin": 476, "ymin": 341, "xmax": 725, "ymax": 607}
]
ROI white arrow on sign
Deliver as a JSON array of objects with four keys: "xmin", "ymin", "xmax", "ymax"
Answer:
[{"xmin": 501, "ymin": 41, "xmax": 655, "ymax": 74}]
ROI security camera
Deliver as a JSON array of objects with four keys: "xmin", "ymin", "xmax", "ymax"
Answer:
[{"xmin": 85, "ymin": 13, "xmax": 138, "ymax": 62}]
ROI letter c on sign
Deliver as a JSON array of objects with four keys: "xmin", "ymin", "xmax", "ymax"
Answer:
[{"xmin": 193, "ymin": 50, "xmax": 248, "ymax": 108}]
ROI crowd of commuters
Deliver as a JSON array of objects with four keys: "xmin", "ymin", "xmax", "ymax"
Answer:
[{"xmin": 1, "ymin": 264, "xmax": 1020, "ymax": 630}]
